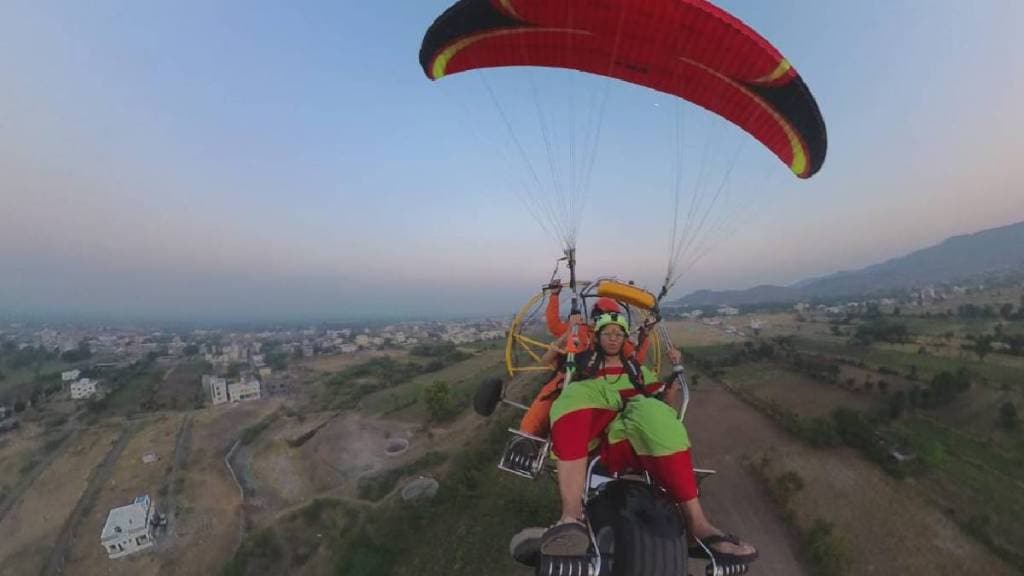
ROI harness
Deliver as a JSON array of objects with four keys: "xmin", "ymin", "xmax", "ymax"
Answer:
[{"xmin": 575, "ymin": 350, "xmax": 650, "ymax": 398}]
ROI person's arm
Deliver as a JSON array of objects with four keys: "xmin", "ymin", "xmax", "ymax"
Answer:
[
  {"xmin": 545, "ymin": 285, "xmax": 568, "ymax": 337},
  {"xmin": 542, "ymin": 315, "xmax": 584, "ymax": 367},
  {"xmin": 634, "ymin": 334, "xmax": 651, "ymax": 363},
  {"xmin": 541, "ymin": 331, "xmax": 569, "ymax": 367},
  {"xmin": 661, "ymin": 347, "xmax": 684, "ymax": 407},
  {"xmin": 634, "ymin": 318, "xmax": 658, "ymax": 363}
]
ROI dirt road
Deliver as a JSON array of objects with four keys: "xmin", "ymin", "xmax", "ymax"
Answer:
[{"xmin": 685, "ymin": 381, "xmax": 809, "ymax": 576}]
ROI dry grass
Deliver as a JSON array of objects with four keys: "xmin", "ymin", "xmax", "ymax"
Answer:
[
  {"xmin": 300, "ymin": 350, "xmax": 407, "ymax": 374},
  {"xmin": 688, "ymin": 380, "xmax": 1016, "ymax": 576},
  {"xmin": 0, "ymin": 421, "xmax": 49, "ymax": 495},
  {"xmin": 62, "ymin": 414, "xmax": 184, "ymax": 576},
  {"xmin": 0, "ymin": 423, "xmax": 122, "ymax": 576},
  {"xmin": 162, "ymin": 400, "xmax": 280, "ymax": 576},
  {"xmin": 723, "ymin": 362, "xmax": 874, "ymax": 418}
]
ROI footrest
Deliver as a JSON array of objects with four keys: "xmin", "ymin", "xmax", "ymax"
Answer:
[{"xmin": 498, "ymin": 429, "xmax": 550, "ymax": 479}]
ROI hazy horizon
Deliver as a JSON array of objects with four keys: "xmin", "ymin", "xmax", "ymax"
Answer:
[{"xmin": 3, "ymin": 1, "xmax": 1023, "ymax": 322}]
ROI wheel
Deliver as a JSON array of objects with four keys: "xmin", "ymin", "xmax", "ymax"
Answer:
[
  {"xmin": 473, "ymin": 377, "xmax": 504, "ymax": 416},
  {"xmin": 586, "ymin": 480, "xmax": 687, "ymax": 576}
]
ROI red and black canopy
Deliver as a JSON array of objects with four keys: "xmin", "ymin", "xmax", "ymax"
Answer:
[{"xmin": 420, "ymin": 0, "xmax": 827, "ymax": 178}]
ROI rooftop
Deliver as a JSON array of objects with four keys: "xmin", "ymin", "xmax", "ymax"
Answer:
[{"xmin": 100, "ymin": 495, "xmax": 151, "ymax": 541}]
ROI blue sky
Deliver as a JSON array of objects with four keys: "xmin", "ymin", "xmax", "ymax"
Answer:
[{"xmin": 1, "ymin": 1, "xmax": 1022, "ymax": 321}]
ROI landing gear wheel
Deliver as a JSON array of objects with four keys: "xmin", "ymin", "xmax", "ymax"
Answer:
[
  {"xmin": 587, "ymin": 481, "xmax": 687, "ymax": 576},
  {"xmin": 473, "ymin": 377, "xmax": 504, "ymax": 417}
]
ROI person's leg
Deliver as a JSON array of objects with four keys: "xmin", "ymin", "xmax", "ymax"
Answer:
[
  {"xmin": 618, "ymin": 397, "xmax": 757, "ymax": 562},
  {"xmin": 518, "ymin": 373, "xmax": 562, "ymax": 436},
  {"xmin": 556, "ymin": 457, "xmax": 587, "ymax": 522},
  {"xmin": 540, "ymin": 382, "xmax": 619, "ymax": 555}
]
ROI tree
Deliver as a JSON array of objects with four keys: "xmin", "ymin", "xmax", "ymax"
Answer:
[
  {"xmin": 424, "ymin": 380, "xmax": 456, "ymax": 422},
  {"xmin": 60, "ymin": 340, "xmax": 93, "ymax": 363},
  {"xmin": 999, "ymin": 402, "xmax": 1018, "ymax": 430},
  {"xmin": 267, "ymin": 352, "xmax": 288, "ymax": 371},
  {"xmin": 999, "ymin": 303, "xmax": 1014, "ymax": 320},
  {"xmin": 892, "ymin": 306, "xmax": 901, "ymax": 316},
  {"xmin": 908, "ymin": 385, "xmax": 921, "ymax": 408},
  {"xmin": 226, "ymin": 363, "xmax": 244, "ymax": 379},
  {"xmin": 888, "ymin": 391, "xmax": 907, "ymax": 419},
  {"xmin": 183, "ymin": 344, "xmax": 200, "ymax": 356},
  {"xmin": 973, "ymin": 335, "xmax": 994, "ymax": 362},
  {"xmin": 1006, "ymin": 334, "xmax": 1024, "ymax": 356},
  {"xmin": 877, "ymin": 379, "xmax": 889, "ymax": 395}
]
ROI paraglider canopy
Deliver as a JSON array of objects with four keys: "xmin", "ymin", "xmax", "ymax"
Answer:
[{"xmin": 420, "ymin": 0, "xmax": 827, "ymax": 178}]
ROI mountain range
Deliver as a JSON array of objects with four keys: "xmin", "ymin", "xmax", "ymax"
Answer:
[{"xmin": 673, "ymin": 220, "xmax": 1024, "ymax": 307}]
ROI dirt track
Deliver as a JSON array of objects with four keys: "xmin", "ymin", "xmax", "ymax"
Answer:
[
  {"xmin": 685, "ymin": 381, "xmax": 809, "ymax": 576},
  {"xmin": 687, "ymin": 377, "xmax": 1016, "ymax": 576}
]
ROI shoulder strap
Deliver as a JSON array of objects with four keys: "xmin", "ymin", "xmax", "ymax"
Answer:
[{"xmin": 622, "ymin": 356, "xmax": 649, "ymax": 397}]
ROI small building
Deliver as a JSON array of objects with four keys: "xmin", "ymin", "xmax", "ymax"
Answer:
[
  {"xmin": 257, "ymin": 367, "xmax": 272, "ymax": 379},
  {"xmin": 101, "ymin": 495, "xmax": 155, "ymax": 559},
  {"xmin": 228, "ymin": 379, "xmax": 261, "ymax": 403},
  {"xmin": 208, "ymin": 377, "xmax": 228, "ymax": 406},
  {"xmin": 0, "ymin": 405, "xmax": 7, "ymax": 420},
  {"xmin": 70, "ymin": 378, "xmax": 97, "ymax": 400},
  {"xmin": 62, "ymin": 369, "xmax": 81, "ymax": 382},
  {"xmin": 717, "ymin": 306, "xmax": 740, "ymax": 316}
]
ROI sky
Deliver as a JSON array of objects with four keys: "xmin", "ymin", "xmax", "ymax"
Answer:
[{"xmin": 1, "ymin": 0, "xmax": 1022, "ymax": 322}]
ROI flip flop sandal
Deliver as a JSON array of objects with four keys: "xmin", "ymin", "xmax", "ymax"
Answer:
[{"xmin": 688, "ymin": 533, "xmax": 759, "ymax": 564}]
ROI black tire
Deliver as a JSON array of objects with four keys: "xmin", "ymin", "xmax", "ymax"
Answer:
[
  {"xmin": 586, "ymin": 480, "xmax": 687, "ymax": 576},
  {"xmin": 473, "ymin": 377, "xmax": 504, "ymax": 417}
]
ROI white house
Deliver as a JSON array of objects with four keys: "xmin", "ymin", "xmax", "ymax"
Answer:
[
  {"xmin": 208, "ymin": 377, "xmax": 228, "ymax": 406},
  {"xmin": 70, "ymin": 378, "xmax": 97, "ymax": 400},
  {"xmin": 228, "ymin": 379, "xmax": 261, "ymax": 403},
  {"xmin": 101, "ymin": 495, "xmax": 155, "ymax": 559},
  {"xmin": 62, "ymin": 369, "xmax": 81, "ymax": 382},
  {"xmin": 717, "ymin": 306, "xmax": 740, "ymax": 316}
]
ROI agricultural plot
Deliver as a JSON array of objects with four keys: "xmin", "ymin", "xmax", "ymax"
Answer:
[
  {"xmin": 892, "ymin": 416, "xmax": 1024, "ymax": 569},
  {"xmin": 689, "ymin": 380, "xmax": 1015, "ymax": 576},
  {"xmin": 302, "ymin": 350, "xmax": 407, "ymax": 374},
  {"xmin": 722, "ymin": 361, "xmax": 874, "ymax": 418},
  {"xmin": 150, "ymin": 362, "xmax": 207, "ymax": 412},
  {"xmin": 358, "ymin": 348, "xmax": 506, "ymax": 419}
]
